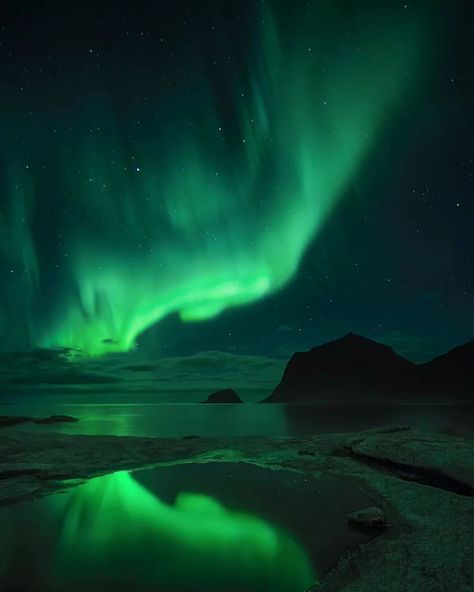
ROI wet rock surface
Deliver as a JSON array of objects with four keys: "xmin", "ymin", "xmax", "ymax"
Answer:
[{"xmin": 0, "ymin": 425, "xmax": 473, "ymax": 591}]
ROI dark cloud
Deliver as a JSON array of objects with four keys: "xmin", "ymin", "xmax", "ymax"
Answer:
[
  {"xmin": 4, "ymin": 372, "xmax": 120, "ymax": 385},
  {"xmin": 120, "ymin": 364, "xmax": 157, "ymax": 373},
  {"xmin": 0, "ymin": 348, "xmax": 122, "ymax": 387},
  {"xmin": 139, "ymin": 351, "xmax": 286, "ymax": 393},
  {"xmin": 0, "ymin": 349, "xmax": 285, "ymax": 395}
]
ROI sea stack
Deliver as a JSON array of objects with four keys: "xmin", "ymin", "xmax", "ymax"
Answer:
[{"xmin": 201, "ymin": 389, "xmax": 243, "ymax": 404}]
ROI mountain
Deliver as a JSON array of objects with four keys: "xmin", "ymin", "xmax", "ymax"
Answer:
[
  {"xmin": 420, "ymin": 339, "xmax": 474, "ymax": 396},
  {"xmin": 263, "ymin": 333, "xmax": 418, "ymax": 403},
  {"xmin": 201, "ymin": 389, "xmax": 243, "ymax": 404}
]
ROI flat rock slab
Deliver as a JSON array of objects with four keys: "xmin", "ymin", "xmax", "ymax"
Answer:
[{"xmin": 0, "ymin": 425, "xmax": 473, "ymax": 591}]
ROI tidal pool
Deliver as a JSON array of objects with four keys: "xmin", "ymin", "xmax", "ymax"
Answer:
[{"xmin": 0, "ymin": 463, "xmax": 377, "ymax": 592}]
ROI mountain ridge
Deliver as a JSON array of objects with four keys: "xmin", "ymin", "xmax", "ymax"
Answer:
[{"xmin": 263, "ymin": 333, "xmax": 473, "ymax": 403}]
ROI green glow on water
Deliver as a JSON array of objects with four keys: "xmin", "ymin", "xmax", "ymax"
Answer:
[{"xmin": 53, "ymin": 470, "xmax": 316, "ymax": 591}]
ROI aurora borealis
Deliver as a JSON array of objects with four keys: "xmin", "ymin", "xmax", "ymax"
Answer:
[
  {"xmin": 0, "ymin": 0, "xmax": 425, "ymax": 356},
  {"xmin": 0, "ymin": 0, "xmax": 473, "ymax": 362}
]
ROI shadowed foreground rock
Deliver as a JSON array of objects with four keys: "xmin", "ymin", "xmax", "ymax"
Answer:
[{"xmin": 0, "ymin": 426, "xmax": 473, "ymax": 591}]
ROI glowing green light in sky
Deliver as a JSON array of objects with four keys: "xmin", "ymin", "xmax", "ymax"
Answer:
[
  {"xmin": 52, "ymin": 470, "xmax": 316, "ymax": 591},
  {"xmin": 0, "ymin": 2, "xmax": 424, "ymax": 355}
]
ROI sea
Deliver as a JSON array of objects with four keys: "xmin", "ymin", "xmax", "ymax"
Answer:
[{"xmin": 0, "ymin": 391, "xmax": 472, "ymax": 439}]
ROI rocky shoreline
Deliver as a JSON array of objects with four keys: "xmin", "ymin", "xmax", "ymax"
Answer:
[
  {"xmin": 0, "ymin": 415, "xmax": 78, "ymax": 428},
  {"xmin": 1, "ymin": 425, "xmax": 473, "ymax": 591}
]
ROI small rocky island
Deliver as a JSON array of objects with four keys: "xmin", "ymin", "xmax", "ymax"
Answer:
[{"xmin": 201, "ymin": 389, "xmax": 243, "ymax": 404}]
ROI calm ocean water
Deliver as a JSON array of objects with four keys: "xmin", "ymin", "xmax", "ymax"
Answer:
[{"xmin": 1, "ymin": 392, "xmax": 473, "ymax": 438}]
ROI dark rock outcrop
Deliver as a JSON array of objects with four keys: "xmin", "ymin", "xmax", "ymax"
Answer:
[
  {"xmin": 0, "ymin": 415, "xmax": 78, "ymax": 428},
  {"xmin": 201, "ymin": 389, "xmax": 243, "ymax": 404},
  {"xmin": 34, "ymin": 415, "xmax": 78, "ymax": 425},
  {"xmin": 263, "ymin": 333, "xmax": 473, "ymax": 403},
  {"xmin": 0, "ymin": 416, "xmax": 31, "ymax": 428},
  {"xmin": 347, "ymin": 507, "xmax": 386, "ymax": 530}
]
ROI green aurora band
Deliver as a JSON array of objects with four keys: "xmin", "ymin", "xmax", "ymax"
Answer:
[{"xmin": 0, "ymin": 3, "xmax": 425, "ymax": 355}]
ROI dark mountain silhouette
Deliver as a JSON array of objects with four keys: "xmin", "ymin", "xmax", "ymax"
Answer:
[
  {"xmin": 201, "ymin": 388, "xmax": 243, "ymax": 404},
  {"xmin": 419, "ymin": 339, "xmax": 474, "ymax": 396},
  {"xmin": 263, "ymin": 333, "xmax": 472, "ymax": 403}
]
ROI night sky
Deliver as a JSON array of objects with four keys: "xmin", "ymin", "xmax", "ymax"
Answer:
[{"xmin": 0, "ymin": 0, "xmax": 473, "ymax": 369}]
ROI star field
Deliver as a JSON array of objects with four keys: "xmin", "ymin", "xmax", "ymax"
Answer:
[{"xmin": 0, "ymin": 0, "xmax": 472, "ymax": 362}]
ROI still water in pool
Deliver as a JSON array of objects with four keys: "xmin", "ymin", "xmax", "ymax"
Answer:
[{"xmin": 0, "ymin": 463, "xmax": 377, "ymax": 592}]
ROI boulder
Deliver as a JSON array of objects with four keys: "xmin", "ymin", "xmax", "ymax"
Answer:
[{"xmin": 347, "ymin": 506, "xmax": 386, "ymax": 530}]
